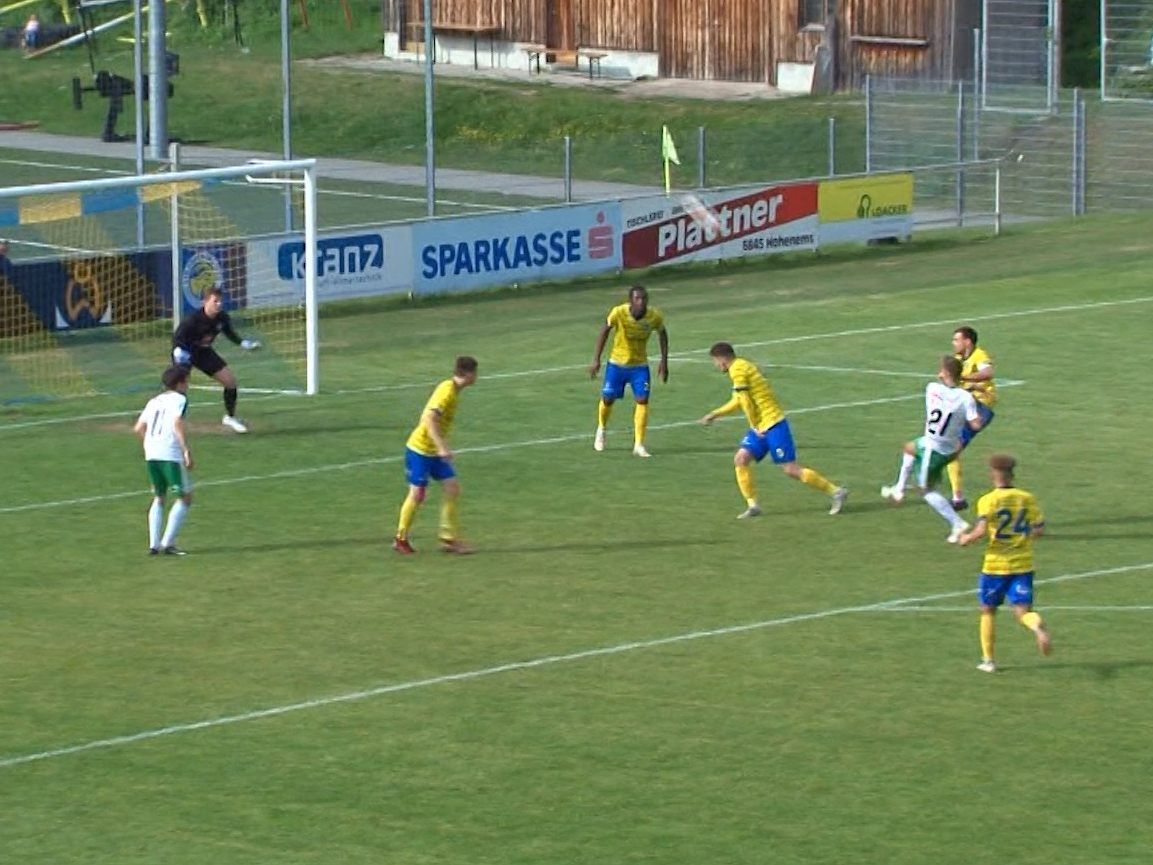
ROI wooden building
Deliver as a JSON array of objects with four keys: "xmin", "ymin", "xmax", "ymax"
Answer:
[{"xmin": 382, "ymin": 0, "xmax": 982, "ymax": 90}]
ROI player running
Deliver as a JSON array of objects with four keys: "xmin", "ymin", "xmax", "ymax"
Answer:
[
  {"xmin": 881, "ymin": 355, "xmax": 984, "ymax": 542},
  {"xmin": 700, "ymin": 342, "xmax": 848, "ymax": 518}
]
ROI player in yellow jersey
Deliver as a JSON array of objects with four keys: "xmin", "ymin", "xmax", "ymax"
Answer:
[
  {"xmin": 588, "ymin": 284, "xmax": 669, "ymax": 458},
  {"xmin": 948, "ymin": 326, "xmax": 998, "ymax": 510},
  {"xmin": 958, "ymin": 454, "xmax": 1051, "ymax": 673},
  {"xmin": 700, "ymin": 342, "xmax": 848, "ymax": 518},
  {"xmin": 393, "ymin": 356, "xmax": 479, "ymax": 555}
]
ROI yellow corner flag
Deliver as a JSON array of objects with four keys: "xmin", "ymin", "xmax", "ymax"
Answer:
[{"xmin": 661, "ymin": 125, "xmax": 680, "ymax": 194}]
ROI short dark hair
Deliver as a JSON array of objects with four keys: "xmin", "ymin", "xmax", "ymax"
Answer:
[
  {"xmin": 454, "ymin": 355, "xmax": 478, "ymax": 375},
  {"xmin": 162, "ymin": 365, "xmax": 189, "ymax": 390},
  {"xmin": 709, "ymin": 341, "xmax": 736, "ymax": 359},
  {"xmin": 628, "ymin": 284, "xmax": 647, "ymax": 298},
  {"xmin": 203, "ymin": 287, "xmax": 224, "ymax": 300},
  {"xmin": 989, "ymin": 453, "xmax": 1016, "ymax": 474},
  {"xmin": 941, "ymin": 355, "xmax": 963, "ymax": 381},
  {"xmin": 954, "ymin": 326, "xmax": 978, "ymax": 344}
]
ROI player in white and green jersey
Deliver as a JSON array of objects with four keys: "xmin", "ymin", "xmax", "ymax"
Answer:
[
  {"xmin": 881, "ymin": 355, "xmax": 984, "ymax": 542},
  {"xmin": 134, "ymin": 366, "xmax": 194, "ymax": 556}
]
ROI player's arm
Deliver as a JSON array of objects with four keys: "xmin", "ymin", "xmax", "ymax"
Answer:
[
  {"xmin": 173, "ymin": 415, "xmax": 194, "ymax": 469},
  {"xmin": 962, "ymin": 362, "xmax": 994, "ymax": 384},
  {"xmin": 588, "ymin": 323, "xmax": 612, "ymax": 378},
  {"xmin": 133, "ymin": 415, "xmax": 148, "ymax": 439},
  {"xmin": 957, "ymin": 517, "xmax": 987, "ymax": 546},
  {"xmin": 656, "ymin": 326, "xmax": 669, "ymax": 383},
  {"xmin": 220, "ymin": 312, "xmax": 261, "ymax": 350},
  {"xmin": 422, "ymin": 409, "xmax": 452, "ymax": 459},
  {"xmin": 963, "ymin": 395, "xmax": 984, "ymax": 432},
  {"xmin": 700, "ymin": 391, "xmax": 742, "ymax": 425}
]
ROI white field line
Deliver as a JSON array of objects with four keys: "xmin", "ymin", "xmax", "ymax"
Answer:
[
  {"xmin": 1, "ymin": 388, "xmax": 971, "ymax": 514},
  {"xmin": 875, "ymin": 605, "xmax": 1153, "ymax": 613},
  {"xmin": 0, "ymin": 292, "xmax": 1142, "ymax": 433},
  {"xmin": 1, "ymin": 560, "xmax": 1149, "ymax": 772}
]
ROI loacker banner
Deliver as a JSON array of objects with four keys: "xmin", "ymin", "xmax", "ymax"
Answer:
[{"xmin": 621, "ymin": 182, "xmax": 819, "ymax": 269}]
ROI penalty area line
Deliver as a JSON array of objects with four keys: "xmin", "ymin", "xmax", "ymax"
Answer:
[{"xmin": 1, "ymin": 560, "xmax": 1149, "ymax": 771}]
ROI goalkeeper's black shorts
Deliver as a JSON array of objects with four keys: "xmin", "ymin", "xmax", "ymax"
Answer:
[{"xmin": 174, "ymin": 345, "xmax": 228, "ymax": 377}]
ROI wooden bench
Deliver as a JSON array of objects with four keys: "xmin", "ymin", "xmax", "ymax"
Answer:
[
  {"xmin": 523, "ymin": 43, "xmax": 546, "ymax": 74},
  {"xmin": 576, "ymin": 48, "xmax": 607, "ymax": 79}
]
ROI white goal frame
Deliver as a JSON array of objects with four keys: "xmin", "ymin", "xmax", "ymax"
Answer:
[{"xmin": 0, "ymin": 158, "xmax": 320, "ymax": 395}]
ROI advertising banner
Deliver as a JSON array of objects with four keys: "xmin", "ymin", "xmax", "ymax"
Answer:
[
  {"xmin": 246, "ymin": 225, "xmax": 414, "ymax": 306},
  {"xmin": 410, "ymin": 203, "xmax": 620, "ymax": 295},
  {"xmin": 818, "ymin": 173, "xmax": 914, "ymax": 245},
  {"xmin": 621, "ymin": 183, "xmax": 819, "ymax": 269}
]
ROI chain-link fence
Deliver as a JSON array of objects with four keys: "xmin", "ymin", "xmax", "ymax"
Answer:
[
  {"xmin": 981, "ymin": 0, "xmax": 1057, "ymax": 112},
  {"xmin": 867, "ymin": 75, "xmax": 1153, "ymax": 218},
  {"xmin": 1101, "ymin": 0, "xmax": 1153, "ymax": 100}
]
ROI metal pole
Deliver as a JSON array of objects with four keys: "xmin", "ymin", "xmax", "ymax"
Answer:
[
  {"xmin": 1047, "ymin": 0, "xmax": 1059, "ymax": 113},
  {"xmin": 423, "ymin": 0, "xmax": 435, "ymax": 217},
  {"xmin": 563, "ymin": 135, "xmax": 572, "ymax": 203},
  {"xmin": 980, "ymin": 3, "xmax": 989, "ymax": 110},
  {"xmin": 864, "ymin": 74, "xmax": 872, "ymax": 173},
  {"xmin": 994, "ymin": 163, "xmax": 1002, "ymax": 236},
  {"xmin": 133, "ymin": 0, "xmax": 144, "ymax": 247},
  {"xmin": 1099, "ymin": 0, "xmax": 1108, "ymax": 100},
  {"xmin": 169, "ymin": 142, "xmax": 182, "ymax": 331},
  {"xmin": 281, "ymin": 0, "xmax": 294, "ymax": 231},
  {"xmin": 956, "ymin": 83, "xmax": 965, "ymax": 226},
  {"xmin": 147, "ymin": 0, "xmax": 168, "ymax": 158},
  {"xmin": 303, "ymin": 164, "xmax": 318, "ymax": 394},
  {"xmin": 697, "ymin": 126, "xmax": 706, "ymax": 188},
  {"xmin": 827, "ymin": 117, "xmax": 836, "ymax": 176},
  {"xmin": 971, "ymin": 29, "xmax": 981, "ymax": 159},
  {"xmin": 1071, "ymin": 86, "xmax": 1080, "ymax": 215},
  {"xmin": 1074, "ymin": 88, "xmax": 1087, "ymax": 215}
]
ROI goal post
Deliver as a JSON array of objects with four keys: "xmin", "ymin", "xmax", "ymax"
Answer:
[{"xmin": 0, "ymin": 158, "xmax": 319, "ymax": 406}]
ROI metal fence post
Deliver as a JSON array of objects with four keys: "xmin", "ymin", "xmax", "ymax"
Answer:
[
  {"xmin": 827, "ymin": 117, "xmax": 836, "ymax": 176},
  {"xmin": 697, "ymin": 126, "xmax": 706, "ymax": 189},
  {"xmin": 994, "ymin": 163, "xmax": 1002, "ymax": 236},
  {"xmin": 1100, "ymin": 0, "xmax": 1108, "ymax": 100},
  {"xmin": 864, "ymin": 74, "xmax": 872, "ymax": 173},
  {"xmin": 1072, "ymin": 88, "xmax": 1087, "ymax": 215},
  {"xmin": 563, "ymin": 135, "xmax": 572, "ymax": 203},
  {"xmin": 956, "ymin": 82, "xmax": 965, "ymax": 226},
  {"xmin": 971, "ymin": 30, "xmax": 982, "ymax": 160}
]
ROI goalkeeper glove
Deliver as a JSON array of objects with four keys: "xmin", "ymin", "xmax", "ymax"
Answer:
[
  {"xmin": 240, "ymin": 339, "xmax": 262, "ymax": 351},
  {"xmin": 172, "ymin": 346, "xmax": 192, "ymax": 366}
]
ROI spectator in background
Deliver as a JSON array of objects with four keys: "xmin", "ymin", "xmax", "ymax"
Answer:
[{"xmin": 23, "ymin": 14, "xmax": 41, "ymax": 52}]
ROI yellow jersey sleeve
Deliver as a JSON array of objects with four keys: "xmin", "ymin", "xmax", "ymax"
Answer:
[
  {"xmin": 405, "ymin": 379, "xmax": 459, "ymax": 456},
  {"xmin": 960, "ymin": 346, "xmax": 997, "ymax": 407}
]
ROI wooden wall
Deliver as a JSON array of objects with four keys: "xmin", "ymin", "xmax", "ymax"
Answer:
[{"xmin": 390, "ymin": 0, "xmax": 978, "ymax": 89}]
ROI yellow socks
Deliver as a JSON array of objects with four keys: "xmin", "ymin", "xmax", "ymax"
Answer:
[
  {"xmin": 980, "ymin": 611, "xmax": 996, "ymax": 661},
  {"xmin": 397, "ymin": 491, "xmax": 421, "ymax": 540},
  {"xmin": 1020, "ymin": 611, "xmax": 1044, "ymax": 633},
  {"xmin": 947, "ymin": 459, "xmax": 963, "ymax": 500},
  {"xmin": 633, "ymin": 403, "xmax": 649, "ymax": 447},
  {"xmin": 735, "ymin": 464, "xmax": 757, "ymax": 506},
  {"xmin": 799, "ymin": 467, "xmax": 837, "ymax": 495},
  {"xmin": 597, "ymin": 399, "xmax": 613, "ymax": 428},
  {"xmin": 439, "ymin": 496, "xmax": 459, "ymax": 542}
]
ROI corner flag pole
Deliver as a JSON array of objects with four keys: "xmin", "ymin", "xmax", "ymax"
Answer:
[{"xmin": 661, "ymin": 125, "xmax": 680, "ymax": 195}]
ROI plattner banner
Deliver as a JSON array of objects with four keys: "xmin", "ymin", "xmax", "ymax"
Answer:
[
  {"xmin": 818, "ymin": 173, "xmax": 914, "ymax": 244},
  {"xmin": 621, "ymin": 183, "xmax": 819, "ymax": 269}
]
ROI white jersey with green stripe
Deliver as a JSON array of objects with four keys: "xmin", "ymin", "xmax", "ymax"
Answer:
[
  {"xmin": 923, "ymin": 381, "xmax": 979, "ymax": 456},
  {"xmin": 138, "ymin": 390, "xmax": 188, "ymax": 462}
]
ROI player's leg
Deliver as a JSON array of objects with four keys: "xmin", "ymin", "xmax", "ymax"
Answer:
[
  {"xmin": 1009, "ymin": 574, "xmax": 1051, "ymax": 656},
  {"xmin": 917, "ymin": 449, "xmax": 969, "ymax": 541},
  {"xmin": 767, "ymin": 420, "xmax": 846, "ymax": 512},
  {"xmin": 734, "ymin": 430, "xmax": 765, "ymax": 519},
  {"xmin": 630, "ymin": 366, "xmax": 653, "ymax": 457},
  {"xmin": 595, "ymin": 364, "xmax": 625, "ymax": 451},
  {"xmin": 395, "ymin": 450, "xmax": 430, "ymax": 553},
  {"xmin": 437, "ymin": 475, "xmax": 473, "ymax": 554},
  {"xmin": 158, "ymin": 463, "xmax": 192, "ymax": 555},
  {"xmin": 212, "ymin": 365, "xmax": 247, "ymax": 433},
  {"xmin": 976, "ymin": 576, "xmax": 1006, "ymax": 671},
  {"xmin": 888, "ymin": 440, "xmax": 917, "ymax": 500},
  {"xmin": 952, "ymin": 405, "xmax": 995, "ymax": 509},
  {"xmin": 145, "ymin": 460, "xmax": 167, "ymax": 553}
]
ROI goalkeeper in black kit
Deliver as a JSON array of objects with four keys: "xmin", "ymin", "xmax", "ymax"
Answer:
[{"xmin": 172, "ymin": 286, "xmax": 261, "ymax": 433}]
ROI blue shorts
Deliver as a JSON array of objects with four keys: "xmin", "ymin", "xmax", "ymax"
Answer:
[
  {"xmin": 602, "ymin": 362, "xmax": 651, "ymax": 402},
  {"xmin": 739, "ymin": 418, "xmax": 797, "ymax": 464},
  {"xmin": 960, "ymin": 403, "xmax": 995, "ymax": 448},
  {"xmin": 977, "ymin": 572, "xmax": 1034, "ymax": 607},
  {"xmin": 404, "ymin": 447, "xmax": 456, "ymax": 487}
]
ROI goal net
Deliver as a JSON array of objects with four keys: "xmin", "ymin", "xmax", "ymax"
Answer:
[{"xmin": 0, "ymin": 159, "xmax": 318, "ymax": 407}]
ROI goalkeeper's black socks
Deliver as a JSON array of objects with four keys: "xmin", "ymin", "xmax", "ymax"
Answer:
[{"xmin": 224, "ymin": 387, "xmax": 238, "ymax": 416}]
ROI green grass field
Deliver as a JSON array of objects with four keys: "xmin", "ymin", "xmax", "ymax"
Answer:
[{"xmin": 2, "ymin": 215, "xmax": 1153, "ymax": 863}]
